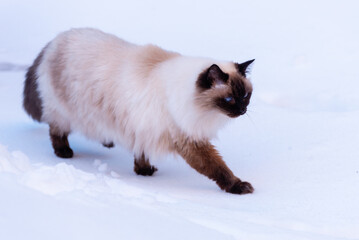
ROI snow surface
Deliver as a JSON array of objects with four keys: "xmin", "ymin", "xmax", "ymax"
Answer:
[{"xmin": 1, "ymin": 0, "xmax": 359, "ymax": 239}]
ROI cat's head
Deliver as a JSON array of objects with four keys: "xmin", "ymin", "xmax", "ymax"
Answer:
[{"xmin": 195, "ymin": 60, "xmax": 254, "ymax": 118}]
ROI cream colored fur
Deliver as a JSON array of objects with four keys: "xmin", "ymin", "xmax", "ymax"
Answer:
[{"xmin": 36, "ymin": 28, "xmax": 251, "ymax": 160}]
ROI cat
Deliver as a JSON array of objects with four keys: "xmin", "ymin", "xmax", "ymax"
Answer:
[{"xmin": 23, "ymin": 28, "xmax": 255, "ymax": 194}]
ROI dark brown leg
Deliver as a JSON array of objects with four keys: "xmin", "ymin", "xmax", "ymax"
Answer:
[
  {"xmin": 134, "ymin": 153, "xmax": 157, "ymax": 176},
  {"xmin": 175, "ymin": 139, "xmax": 253, "ymax": 194},
  {"xmin": 49, "ymin": 125, "xmax": 73, "ymax": 158}
]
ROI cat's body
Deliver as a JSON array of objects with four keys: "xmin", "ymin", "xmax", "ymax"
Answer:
[{"xmin": 24, "ymin": 28, "xmax": 255, "ymax": 194}]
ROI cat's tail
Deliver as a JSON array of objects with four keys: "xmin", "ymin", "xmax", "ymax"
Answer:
[{"xmin": 23, "ymin": 47, "xmax": 46, "ymax": 122}]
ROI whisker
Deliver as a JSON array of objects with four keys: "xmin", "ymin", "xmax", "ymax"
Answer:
[{"xmin": 245, "ymin": 112, "xmax": 256, "ymax": 127}]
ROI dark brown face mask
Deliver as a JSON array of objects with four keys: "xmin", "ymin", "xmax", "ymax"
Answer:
[{"xmin": 196, "ymin": 60, "xmax": 254, "ymax": 118}]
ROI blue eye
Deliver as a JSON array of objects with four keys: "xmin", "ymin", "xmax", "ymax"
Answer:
[{"xmin": 224, "ymin": 96, "xmax": 233, "ymax": 102}]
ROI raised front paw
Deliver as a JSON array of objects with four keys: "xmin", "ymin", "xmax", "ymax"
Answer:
[{"xmin": 227, "ymin": 180, "xmax": 254, "ymax": 195}]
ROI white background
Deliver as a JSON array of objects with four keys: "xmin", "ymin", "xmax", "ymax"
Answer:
[{"xmin": 0, "ymin": 1, "xmax": 358, "ymax": 239}]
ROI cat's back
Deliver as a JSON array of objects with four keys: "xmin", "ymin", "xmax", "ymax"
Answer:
[
  {"xmin": 43, "ymin": 28, "xmax": 135, "ymax": 74},
  {"xmin": 38, "ymin": 28, "xmax": 137, "ymax": 106},
  {"xmin": 52, "ymin": 28, "xmax": 134, "ymax": 52}
]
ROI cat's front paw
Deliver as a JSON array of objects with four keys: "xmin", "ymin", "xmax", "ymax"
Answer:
[
  {"xmin": 227, "ymin": 180, "xmax": 254, "ymax": 194},
  {"xmin": 54, "ymin": 147, "xmax": 73, "ymax": 158},
  {"xmin": 134, "ymin": 164, "xmax": 158, "ymax": 176}
]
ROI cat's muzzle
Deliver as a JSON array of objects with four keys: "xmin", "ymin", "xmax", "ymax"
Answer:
[{"xmin": 239, "ymin": 108, "xmax": 247, "ymax": 115}]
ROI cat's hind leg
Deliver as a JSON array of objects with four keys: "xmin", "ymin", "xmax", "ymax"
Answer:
[
  {"xmin": 134, "ymin": 153, "xmax": 157, "ymax": 176},
  {"xmin": 49, "ymin": 125, "xmax": 73, "ymax": 158},
  {"xmin": 102, "ymin": 142, "xmax": 114, "ymax": 148}
]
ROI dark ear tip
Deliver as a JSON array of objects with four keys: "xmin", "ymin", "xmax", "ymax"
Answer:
[
  {"xmin": 196, "ymin": 63, "xmax": 228, "ymax": 90},
  {"xmin": 208, "ymin": 64, "xmax": 220, "ymax": 71},
  {"xmin": 235, "ymin": 59, "xmax": 255, "ymax": 76}
]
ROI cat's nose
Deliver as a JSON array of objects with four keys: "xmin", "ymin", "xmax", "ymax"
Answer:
[{"xmin": 239, "ymin": 108, "xmax": 247, "ymax": 115}]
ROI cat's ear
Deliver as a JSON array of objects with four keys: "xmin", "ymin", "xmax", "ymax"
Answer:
[
  {"xmin": 197, "ymin": 64, "xmax": 229, "ymax": 90},
  {"xmin": 235, "ymin": 59, "xmax": 255, "ymax": 77}
]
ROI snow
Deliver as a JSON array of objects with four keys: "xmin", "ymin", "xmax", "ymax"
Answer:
[{"xmin": 1, "ymin": 0, "xmax": 359, "ymax": 239}]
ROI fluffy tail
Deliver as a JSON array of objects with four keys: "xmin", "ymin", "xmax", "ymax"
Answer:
[{"xmin": 23, "ymin": 48, "xmax": 46, "ymax": 122}]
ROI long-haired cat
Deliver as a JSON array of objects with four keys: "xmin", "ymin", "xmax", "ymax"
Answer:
[{"xmin": 23, "ymin": 28, "xmax": 255, "ymax": 194}]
